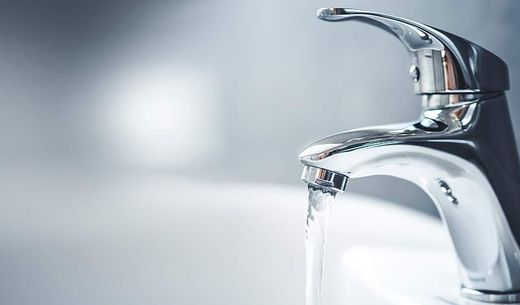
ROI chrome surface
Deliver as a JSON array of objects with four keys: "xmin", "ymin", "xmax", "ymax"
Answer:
[
  {"xmin": 460, "ymin": 287, "xmax": 520, "ymax": 303},
  {"xmin": 301, "ymin": 166, "xmax": 348, "ymax": 193},
  {"xmin": 300, "ymin": 7, "xmax": 520, "ymax": 303},
  {"xmin": 421, "ymin": 93, "xmax": 484, "ymax": 109},
  {"xmin": 317, "ymin": 8, "xmax": 509, "ymax": 98}
]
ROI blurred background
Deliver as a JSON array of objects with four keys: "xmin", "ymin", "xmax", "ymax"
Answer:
[
  {"xmin": 0, "ymin": 1, "xmax": 519, "ymax": 304},
  {"xmin": 1, "ymin": 0, "xmax": 519, "ymax": 214}
]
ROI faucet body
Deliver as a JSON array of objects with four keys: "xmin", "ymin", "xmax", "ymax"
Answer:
[
  {"xmin": 301, "ymin": 8, "xmax": 520, "ymax": 303},
  {"xmin": 301, "ymin": 94, "xmax": 520, "ymax": 300}
]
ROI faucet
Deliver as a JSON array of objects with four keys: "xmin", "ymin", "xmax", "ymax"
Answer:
[{"xmin": 299, "ymin": 8, "xmax": 520, "ymax": 303}]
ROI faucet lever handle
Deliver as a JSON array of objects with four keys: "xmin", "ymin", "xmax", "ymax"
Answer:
[{"xmin": 318, "ymin": 8, "xmax": 509, "ymax": 95}]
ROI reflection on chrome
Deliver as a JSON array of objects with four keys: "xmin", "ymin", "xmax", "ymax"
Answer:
[{"xmin": 300, "ymin": 8, "xmax": 520, "ymax": 303}]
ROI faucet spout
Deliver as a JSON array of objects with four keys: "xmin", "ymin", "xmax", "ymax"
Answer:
[
  {"xmin": 301, "ymin": 166, "xmax": 348, "ymax": 193},
  {"xmin": 299, "ymin": 94, "xmax": 520, "ymax": 301}
]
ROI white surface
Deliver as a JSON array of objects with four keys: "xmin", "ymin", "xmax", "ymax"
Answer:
[{"xmin": 0, "ymin": 172, "xmax": 464, "ymax": 305}]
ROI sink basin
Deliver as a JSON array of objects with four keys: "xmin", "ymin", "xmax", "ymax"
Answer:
[{"xmin": 0, "ymin": 171, "xmax": 468, "ymax": 305}]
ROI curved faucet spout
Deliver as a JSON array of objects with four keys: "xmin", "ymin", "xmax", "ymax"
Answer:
[
  {"xmin": 299, "ymin": 94, "xmax": 520, "ymax": 298},
  {"xmin": 303, "ymin": 145, "xmax": 520, "ymax": 293}
]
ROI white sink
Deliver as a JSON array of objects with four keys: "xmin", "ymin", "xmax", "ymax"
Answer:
[{"xmin": 0, "ymin": 172, "xmax": 467, "ymax": 305}]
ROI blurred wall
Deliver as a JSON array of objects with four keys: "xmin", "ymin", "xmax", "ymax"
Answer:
[{"xmin": 1, "ymin": 0, "xmax": 519, "ymax": 214}]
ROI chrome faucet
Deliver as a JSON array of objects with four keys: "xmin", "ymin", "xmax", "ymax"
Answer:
[{"xmin": 299, "ymin": 8, "xmax": 520, "ymax": 303}]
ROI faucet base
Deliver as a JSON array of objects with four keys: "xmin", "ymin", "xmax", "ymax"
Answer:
[{"xmin": 461, "ymin": 287, "xmax": 520, "ymax": 303}]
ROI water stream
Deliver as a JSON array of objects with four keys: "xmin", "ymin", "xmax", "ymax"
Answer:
[{"xmin": 305, "ymin": 186, "xmax": 336, "ymax": 305}]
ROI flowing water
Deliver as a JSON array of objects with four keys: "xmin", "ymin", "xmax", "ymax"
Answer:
[{"xmin": 305, "ymin": 186, "xmax": 336, "ymax": 305}]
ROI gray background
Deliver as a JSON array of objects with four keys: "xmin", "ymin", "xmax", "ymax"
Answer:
[{"xmin": 1, "ymin": 0, "xmax": 519, "ymax": 215}]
